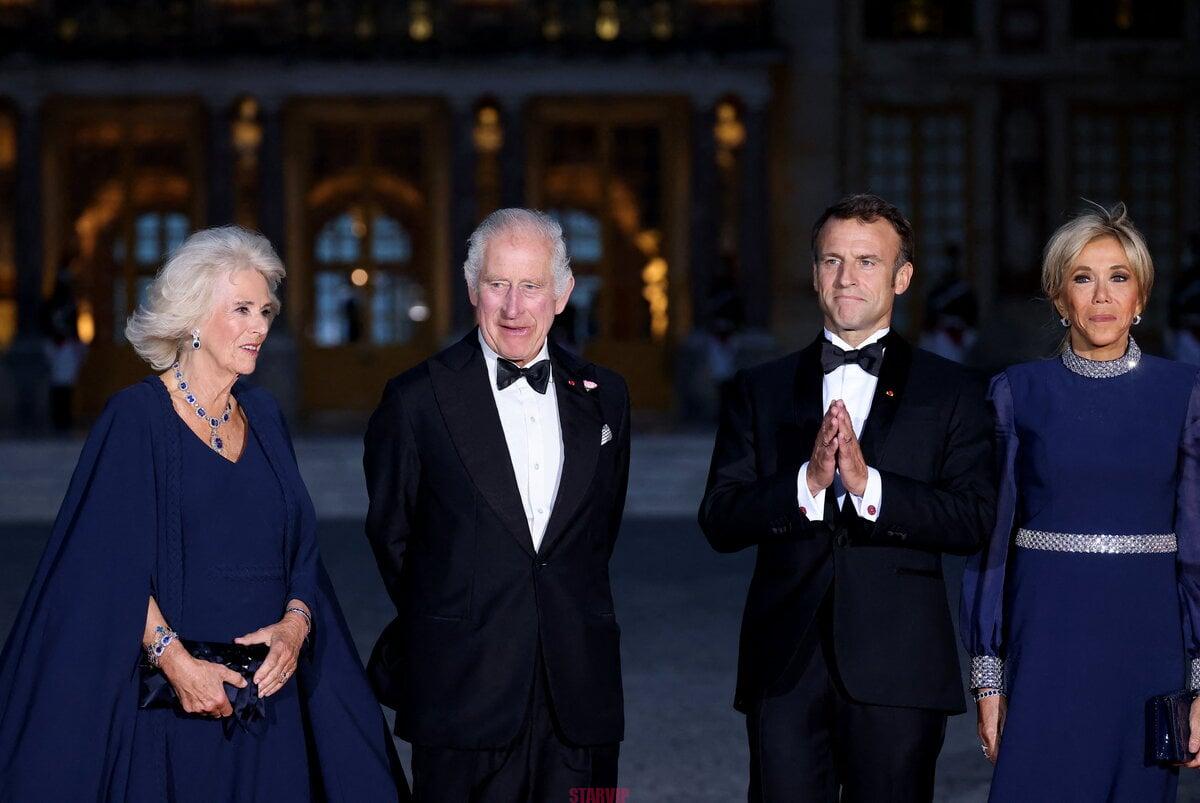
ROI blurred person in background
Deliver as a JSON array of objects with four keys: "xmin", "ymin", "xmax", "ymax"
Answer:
[
  {"xmin": 0, "ymin": 226, "xmax": 408, "ymax": 802},
  {"xmin": 962, "ymin": 203, "xmax": 1200, "ymax": 799},
  {"xmin": 42, "ymin": 262, "xmax": 87, "ymax": 431}
]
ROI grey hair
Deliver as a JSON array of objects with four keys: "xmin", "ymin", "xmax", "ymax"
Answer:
[
  {"xmin": 125, "ymin": 226, "xmax": 285, "ymax": 370},
  {"xmin": 463, "ymin": 208, "xmax": 572, "ymax": 297}
]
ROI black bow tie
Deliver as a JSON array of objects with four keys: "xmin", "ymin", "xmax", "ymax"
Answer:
[
  {"xmin": 496, "ymin": 358, "xmax": 551, "ymax": 394},
  {"xmin": 820, "ymin": 340, "xmax": 885, "ymax": 376}
]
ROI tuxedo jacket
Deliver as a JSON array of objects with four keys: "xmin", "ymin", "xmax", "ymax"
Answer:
[
  {"xmin": 363, "ymin": 330, "xmax": 631, "ymax": 749},
  {"xmin": 698, "ymin": 333, "xmax": 995, "ymax": 714}
]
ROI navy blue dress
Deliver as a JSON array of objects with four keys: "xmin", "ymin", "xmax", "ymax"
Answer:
[
  {"xmin": 129, "ymin": 419, "xmax": 311, "ymax": 801},
  {"xmin": 961, "ymin": 340, "xmax": 1200, "ymax": 802},
  {"xmin": 0, "ymin": 378, "xmax": 407, "ymax": 801}
]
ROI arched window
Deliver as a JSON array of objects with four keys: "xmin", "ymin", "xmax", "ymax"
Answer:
[
  {"xmin": 312, "ymin": 208, "xmax": 421, "ymax": 347},
  {"xmin": 549, "ymin": 208, "xmax": 602, "ymax": 264}
]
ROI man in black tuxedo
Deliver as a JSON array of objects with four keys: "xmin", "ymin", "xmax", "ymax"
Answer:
[
  {"xmin": 699, "ymin": 194, "xmax": 995, "ymax": 802},
  {"xmin": 364, "ymin": 208, "xmax": 630, "ymax": 802}
]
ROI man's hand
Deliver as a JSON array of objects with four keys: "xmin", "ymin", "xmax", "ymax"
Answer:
[
  {"xmin": 832, "ymin": 401, "xmax": 868, "ymax": 496},
  {"xmin": 977, "ymin": 692, "xmax": 1006, "ymax": 765},
  {"xmin": 806, "ymin": 406, "xmax": 840, "ymax": 497}
]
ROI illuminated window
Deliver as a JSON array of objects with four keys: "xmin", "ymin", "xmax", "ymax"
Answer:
[
  {"xmin": 1071, "ymin": 109, "xmax": 1180, "ymax": 269},
  {"xmin": 1071, "ymin": 0, "xmax": 1183, "ymax": 38},
  {"xmin": 863, "ymin": 0, "xmax": 973, "ymax": 38},
  {"xmin": 865, "ymin": 108, "xmax": 969, "ymax": 283},
  {"xmin": 312, "ymin": 208, "xmax": 418, "ymax": 346},
  {"xmin": 549, "ymin": 209, "xmax": 602, "ymax": 264}
]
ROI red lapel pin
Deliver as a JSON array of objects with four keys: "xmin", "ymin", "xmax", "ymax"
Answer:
[{"xmin": 885, "ymin": 389, "xmax": 895, "ymax": 397}]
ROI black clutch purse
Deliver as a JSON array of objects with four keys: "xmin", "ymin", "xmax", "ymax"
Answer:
[
  {"xmin": 1148, "ymin": 690, "xmax": 1196, "ymax": 764},
  {"xmin": 139, "ymin": 639, "xmax": 270, "ymax": 735}
]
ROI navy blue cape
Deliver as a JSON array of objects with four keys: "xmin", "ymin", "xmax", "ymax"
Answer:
[{"xmin": 0, "ymin": 376, "xmax": 408, "ymax": 801}]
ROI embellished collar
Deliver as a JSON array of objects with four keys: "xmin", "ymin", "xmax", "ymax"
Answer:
[{"xmin": 1061, "ymin": 336, "xmax": 1141, "ymax": 379}]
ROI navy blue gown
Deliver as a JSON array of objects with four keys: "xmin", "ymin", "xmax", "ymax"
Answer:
[
  {"xmin": 129, "ymin": 418, "xmax": 311, "ymax": 800},
  {"xmin": 961, "ymin": 339, "xmax": 1200, "ymax": 802},
  {"xmin": 0, "ymin": 378, "xmax": 407, "ymax": 801}
]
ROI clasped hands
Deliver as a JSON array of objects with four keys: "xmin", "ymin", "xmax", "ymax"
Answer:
[
  {"xmin": 159, "ymin": 605, "xmax": 310, "ymax": 719},
  {"xmin": 806, "ymin": 400, "xmax": 867, "ymax": 498}
]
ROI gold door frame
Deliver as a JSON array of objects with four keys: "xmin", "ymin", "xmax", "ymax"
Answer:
[
  {"xmin": 526, "ymin": 97, "xmax": 691, "ymax": 410},
  {"xmin": 42, "ymin": 98, "xmax": 207, "ymax": 414},
  {"xmin": 284, "ymin": 98, "xmax": 451, "ymax": 415}
]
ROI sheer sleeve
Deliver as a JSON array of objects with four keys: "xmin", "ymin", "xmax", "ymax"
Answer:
[
  {"xmin": 1176, "ymin": 372, "xmax": 1200, "ymax": 689},
  {"xmin": 960, "ymin": 371, "xmax": 1018, "ymax": 690}
]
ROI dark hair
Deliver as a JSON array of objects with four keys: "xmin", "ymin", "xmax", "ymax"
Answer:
[{"xmin": 810, "ymin": 193, "xmax": 915, "ymax": 269}]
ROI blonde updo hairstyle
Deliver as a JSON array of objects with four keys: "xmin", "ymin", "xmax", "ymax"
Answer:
[
  {"xmin": 125, "ymin": 226, "xmax": 285, "ymax": 370},
  {"xmin": 1041, "ymin": 201, "xmax": 1155, "ymax": 324}
]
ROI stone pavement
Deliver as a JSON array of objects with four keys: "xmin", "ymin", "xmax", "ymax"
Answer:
[
  {"xmin": 2, "ymin": 434, "xmax": 1200, "ymax": 801},
  {"xmin": 0, "ymin": 434, "xmax": 714, "ymax": 523}
]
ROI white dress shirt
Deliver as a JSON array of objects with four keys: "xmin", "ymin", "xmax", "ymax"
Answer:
[
  {"xmin": 480, "ymin": 332, "xmax": 564, "ymax": 551},
  {"xmin": 797, "ymin": 327, "xmax": 886, "ymax": 522}
]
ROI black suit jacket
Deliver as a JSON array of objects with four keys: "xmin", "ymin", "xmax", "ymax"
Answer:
[
  {"xmin": 363, "ymin": 330, "xmax": 631, "ymax": 749},
  {"xmin": 698, "ymin": 333, "xmax": 994, "ymax": 714}
]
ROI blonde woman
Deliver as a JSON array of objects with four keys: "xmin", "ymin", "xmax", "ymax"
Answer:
[
  {"xmin": 961, "ymin": 204, "xmax": 1200, "ymax": 800},
  {"xmin": 0, "ymin": 227, "xmax": 407, "ymax": 801}
]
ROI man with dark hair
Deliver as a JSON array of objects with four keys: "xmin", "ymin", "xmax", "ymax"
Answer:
[{"xmin": 699, "ymin": 193, "xmax": 995, "ymax": 801}]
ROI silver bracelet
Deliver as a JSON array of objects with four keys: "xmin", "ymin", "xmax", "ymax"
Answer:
[
  {"xmin": 973, "ymin": 688, "xmax": 1004, "ymax": 702},
  {"xmin": 144, "ymin": 625, "xmax": 178, "ymax": 667},
  {"xmin": 285, "ymin": 606, "xmax": 312, "ymax": 631}
]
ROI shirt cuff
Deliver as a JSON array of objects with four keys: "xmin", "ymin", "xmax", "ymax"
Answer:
[
  {"xmin": 797, "ymin": 462, "xmax": 825, "ymax": 521},
  {"xmin": 970, "ymin": 655, "xmax": 1005, "ymax": 691},
  {"xmin": 846, "ymin": 467, "xmax": 882, "ymax": 521}
]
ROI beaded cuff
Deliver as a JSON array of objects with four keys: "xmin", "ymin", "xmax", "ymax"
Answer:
[
  {"xmin": 1060, "ymin": 337, "xmax": 1141, "ymax": 379},
  {"xmin": 970, "ymin": 655, "xmax": 1004, "ymax": 690},
  {"xmin": 1190, "ymin": 658, "xmax": 1200, "ymax": 692}
]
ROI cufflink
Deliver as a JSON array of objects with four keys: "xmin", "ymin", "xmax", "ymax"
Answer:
[{"xmin": 600, "ymin": 424, "xmax": 613, "ymax": 445}]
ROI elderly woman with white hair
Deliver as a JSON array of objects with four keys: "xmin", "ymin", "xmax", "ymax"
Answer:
[
  {"xmin": 0, "ymin": 226, "xmax": 408, "ymax": 801},
  {"xmin": 962, "ymin": 204, "xmax": 1200, "ymax": 800}
]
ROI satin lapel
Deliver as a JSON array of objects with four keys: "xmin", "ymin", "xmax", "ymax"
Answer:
[
  {"xmin": 858, "ymin": 333, "xmax": 912, "ymax": 466},
  {"xmin": 429, "ymin": 335, "xmax": 536, "ymax": 557},
  {"xmin": 795, "ymin": 336, "xmax": 827, "ymax": 440},
  {"xmin": 539, "ymin": 349, "xmax": 602, "ymax": 557}
]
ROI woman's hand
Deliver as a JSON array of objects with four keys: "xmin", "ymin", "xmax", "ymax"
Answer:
[
  {"xmin": 158, "ymin": 643, "xmax": 246, "ymax": 718},
  {"xmin": 977, "ymin": 691, "xmax": 1006, "ymax": 765},
  {"xmin": 234, "ymin": 611, "xmax": 308, "ymax": 698},
  {"xmin": 1183, "ymin": 696, "xmax": 1200, "ymax": 768}
]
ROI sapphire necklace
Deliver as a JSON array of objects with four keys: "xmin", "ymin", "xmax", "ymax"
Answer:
[{"xmin": 171, "ymin": 361, "xmax": 232, "ymax": 453}]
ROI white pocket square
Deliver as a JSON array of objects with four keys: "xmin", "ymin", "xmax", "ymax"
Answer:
[{"xmin": 600, "ymin": 424, "xmax": 613, "ymax": 446}]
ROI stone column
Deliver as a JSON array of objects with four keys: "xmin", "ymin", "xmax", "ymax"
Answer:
[
  {"xmin": 449, "ymin": 96, "xmax": 478, "ymax": 331},
  {"xmin": 204, "ymin": 95, "xmax": 235, "ymax": 228},
  {"xmin": 738, "ymin": 101, "xmax": 771, "ymax": 330},
  {"xmin": 499, "ymin": 97, "xmax": 526, "ymax": 209},
  {"xmin": 252, "ymin": 96, "xmax": 297, "ymax": 421},
  {"xmin": 10, "ymin": 97, "xmax": 47, "ymax": 431},
  {"xmin": 689, "ymin": 100, "xmax": 719, "ymax": 332}
]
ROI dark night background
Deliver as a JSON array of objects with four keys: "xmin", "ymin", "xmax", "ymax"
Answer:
[{"xmin": 1, "ymin": 1, "xmax": 1198, "ymax": 799}]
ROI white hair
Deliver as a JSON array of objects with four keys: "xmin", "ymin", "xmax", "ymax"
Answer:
[
  {"xmin": 463, "ymin": 208, "xmax": 572, "ymax": 297},
  {"xmin": 125, "ymin": 226, "xmax": 285, "ymax": 370}
]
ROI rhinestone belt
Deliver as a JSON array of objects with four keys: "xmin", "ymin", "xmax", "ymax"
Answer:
[{"xmin": 1015, "ymin": 528, "xmax": 1177, "ymax": 554}]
